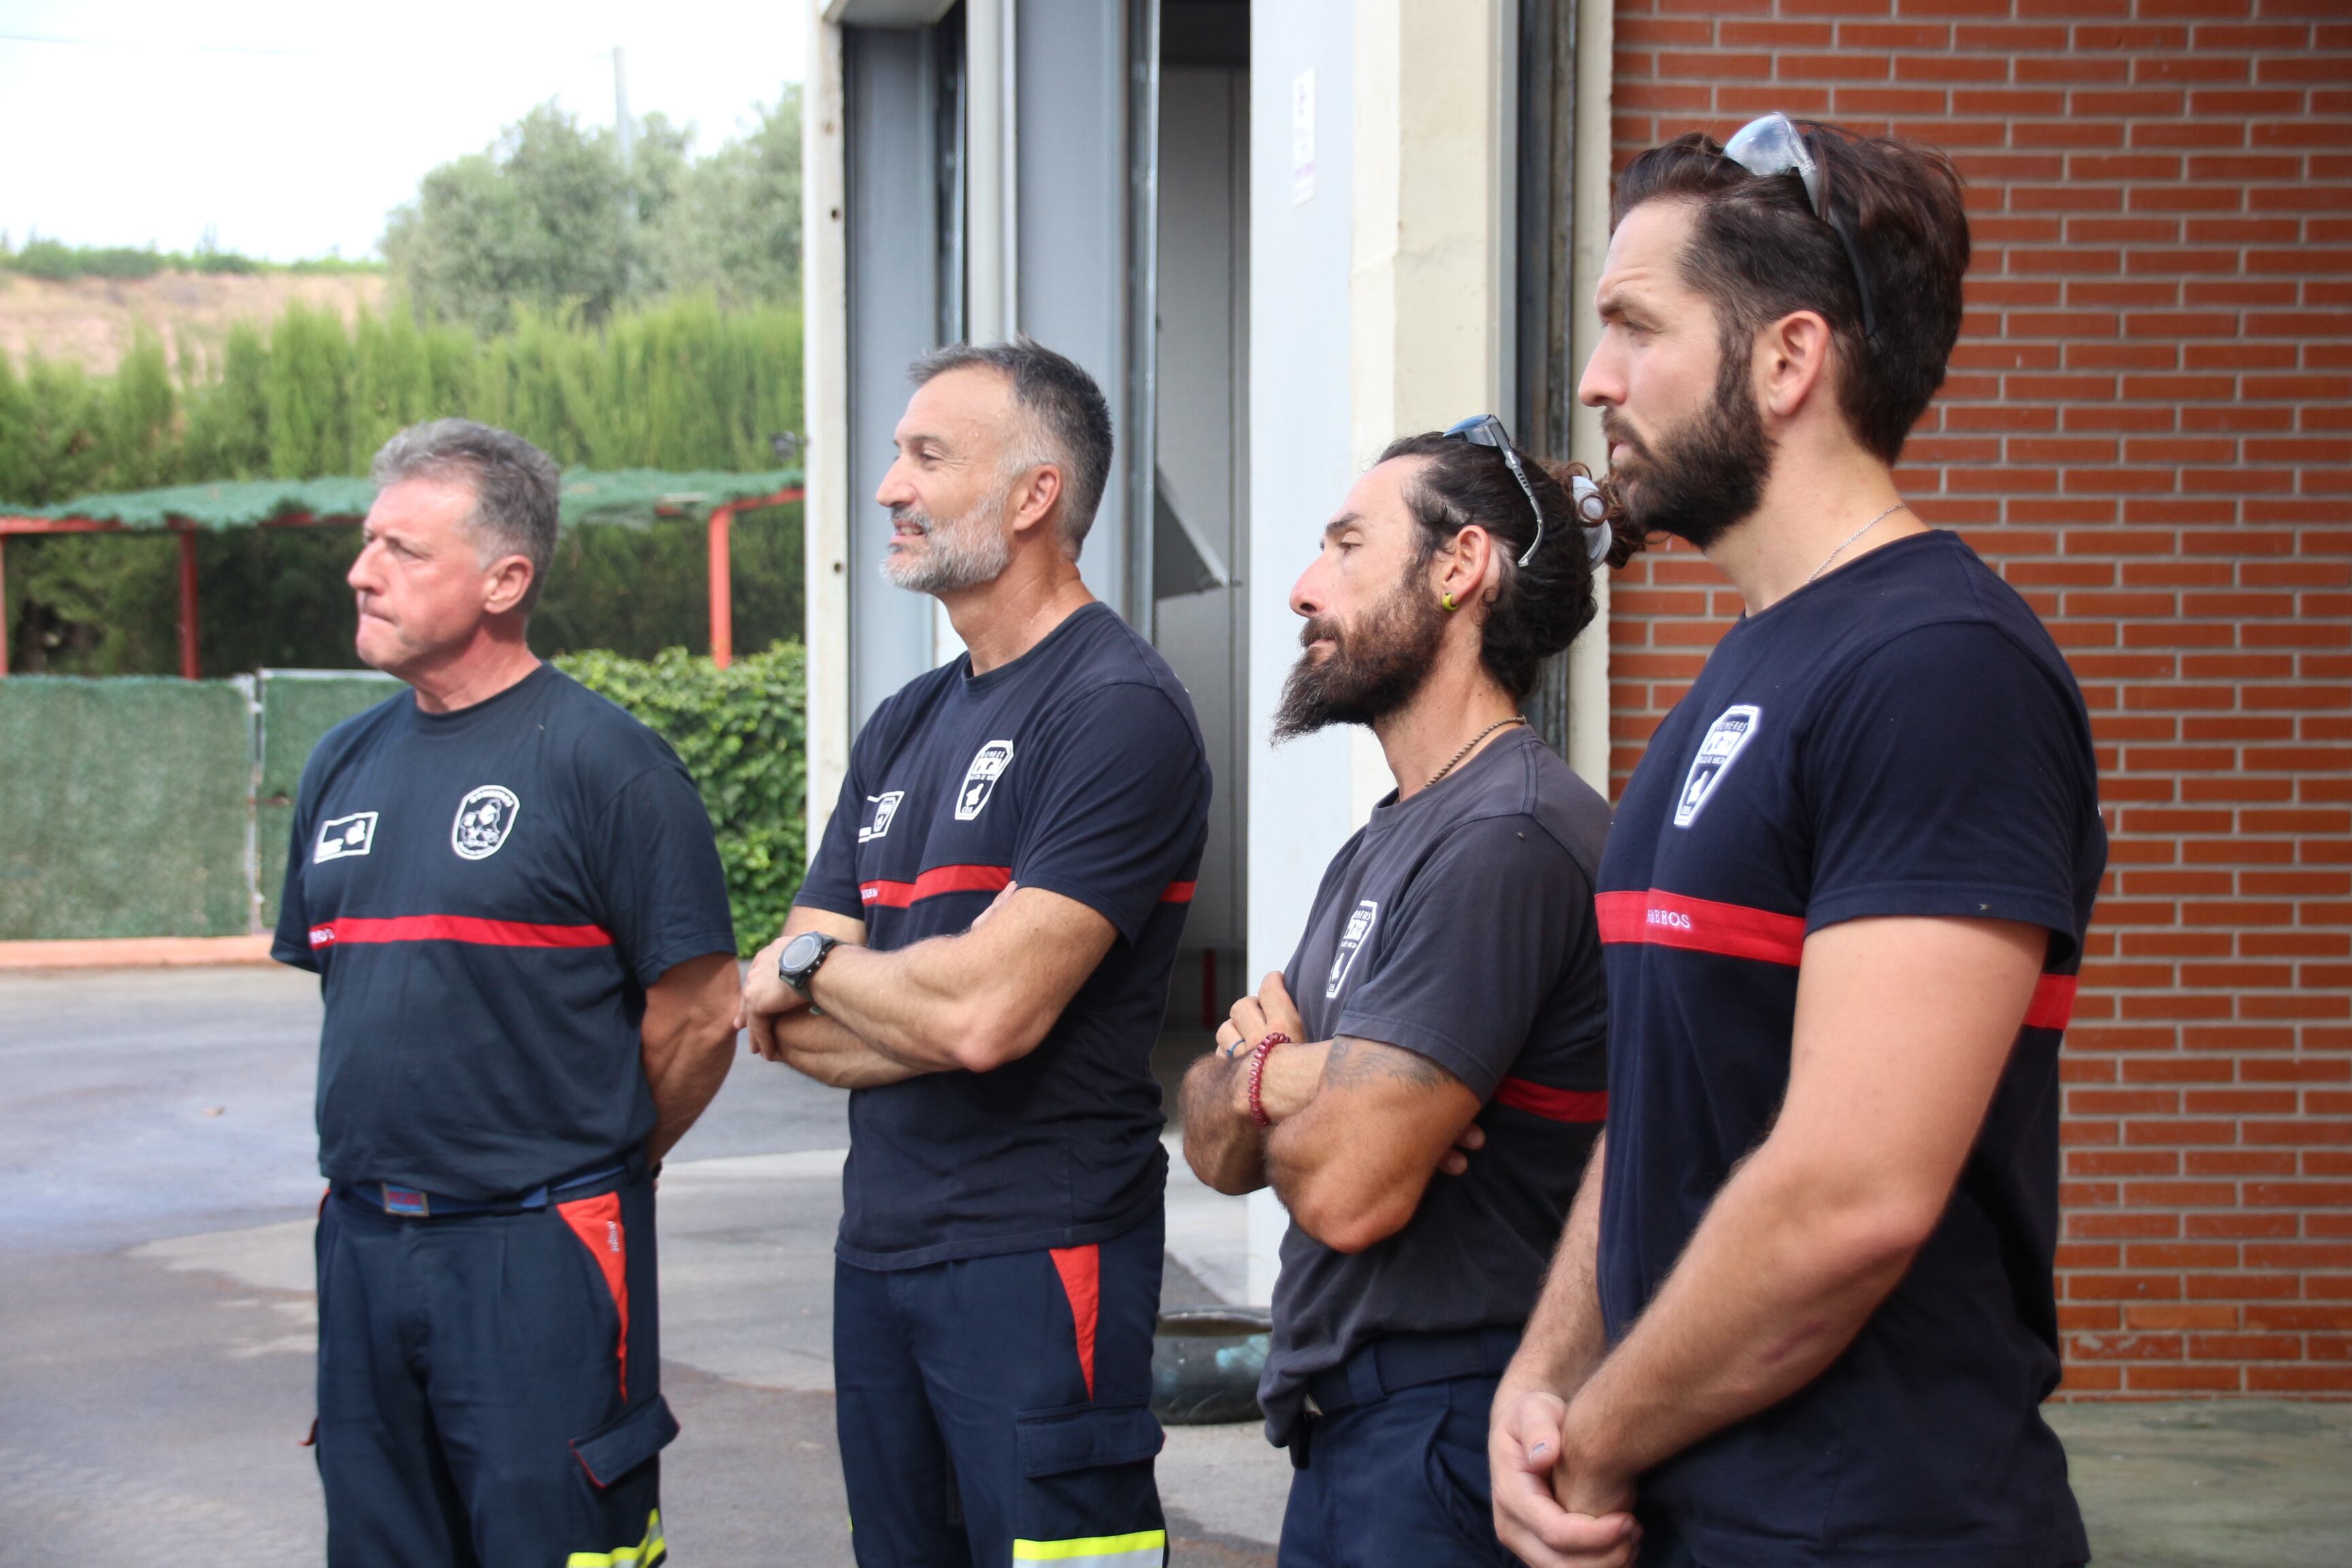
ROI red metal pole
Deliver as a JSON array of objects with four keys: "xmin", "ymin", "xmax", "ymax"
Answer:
[
  {"xmin": 176, "ymin": 526, "xmax": 200, "ymax": 681},
  {"xmin": 708, "ymin": 504, "xmax": 735, "ymax": 670}
]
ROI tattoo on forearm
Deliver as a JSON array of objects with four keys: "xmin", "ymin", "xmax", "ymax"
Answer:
[{"xmin": 1322, "ymin": 1035, "xmax": 1458, "ymax": 1092}]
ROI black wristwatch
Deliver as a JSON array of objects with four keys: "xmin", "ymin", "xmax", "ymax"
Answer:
[{"xmin": 777, "ymin": 930, "xmax": 842, "ymax": 1011}]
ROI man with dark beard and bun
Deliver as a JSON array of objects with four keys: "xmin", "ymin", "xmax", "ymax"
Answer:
[
  {"xmin": 1181, "ymin": 418, "xmax": 1631, "ymax": 1568},
  {"xmin": 740, "ymin": 339, "xmax": 1209, "ymax": 1568},
  {"xmin": 1490, "ymin": 118, "xmax": 2105, "ymax": 1568}
]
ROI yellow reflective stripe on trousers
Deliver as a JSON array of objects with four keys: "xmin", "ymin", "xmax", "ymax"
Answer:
[
  {"xmin": 1011, "ymin": 1528, "xmax": 1168, "ymax": 1565},
  {"xmin": 566, "ymin": 1507, "xmax": 666, "ymax": 1567}
]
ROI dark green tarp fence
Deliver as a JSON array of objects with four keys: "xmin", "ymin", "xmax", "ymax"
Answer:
[{"xmin": 0, "ymin": 670, "xmax": 397, "ymax": 940}]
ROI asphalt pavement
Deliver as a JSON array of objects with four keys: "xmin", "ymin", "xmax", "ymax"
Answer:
[
  {"xmin": 4, "ymin": 965, "xmax": 2347, "ymax": 1567},
  {"xmin": 0, "ymin": 964, "xmax": 1286, "ymax": 1567}
]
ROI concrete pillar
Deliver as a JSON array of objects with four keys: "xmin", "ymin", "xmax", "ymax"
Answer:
[
  {"xmin": 1563, "ymin": 0, "xmax": 1614, "ymax": 794},
  {"xmin": 802, "ymin": 13, "xmax": 853, "ymax": 858},
  {"xmin": 1243, "ymin": 0, "xmax": 1518, "ymax": 1306}
]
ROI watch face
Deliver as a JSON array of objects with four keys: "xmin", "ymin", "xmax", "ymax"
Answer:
[{"xmin": 780, "ymin": 931, "xmax": 828, "ymax": 976}]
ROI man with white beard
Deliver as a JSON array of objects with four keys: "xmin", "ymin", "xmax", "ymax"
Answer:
[{"xmin": 741, "ymin": 338, "xmax": 1211, "ymax": 1568}]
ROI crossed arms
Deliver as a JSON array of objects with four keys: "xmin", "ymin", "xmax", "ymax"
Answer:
[
  {"xmin": 1179, "ymin": 970, "xmax": 1484, "ymax": 1255},
  {"xmin": 740, "ymin": 883, "xmax": 1119, "ymax": 1086},
  {"xmin": 1488, "ymin": 913, "xmax": 2048, "ymax": 1568}
]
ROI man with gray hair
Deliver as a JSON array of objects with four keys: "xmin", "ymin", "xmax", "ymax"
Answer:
[
  {"xmin": 274, "ymin": 418, "xmax": 742, "ymax": 1566},
  {"xmin": 741, "ymin": 339, "xmax": 1210, "ymax": 1567}
]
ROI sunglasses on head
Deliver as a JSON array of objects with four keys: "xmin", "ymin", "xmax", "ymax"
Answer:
[
  {"xmin": 1720, "ymin": 112, "xmax": 1880, "ymax": 341},
  {"xmin": 1440, "ymin": 414, "xmax": 1612, "ymax": 569}
]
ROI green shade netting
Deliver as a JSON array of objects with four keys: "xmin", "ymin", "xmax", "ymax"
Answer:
[{"xmin": 15, "ymin": 470, "xmax": 805, "ymax": 531}]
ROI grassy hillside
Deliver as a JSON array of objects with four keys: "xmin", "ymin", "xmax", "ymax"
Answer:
[{"xmin": 0, "ymin": 270, "xmax": 387, "ymax": 376}]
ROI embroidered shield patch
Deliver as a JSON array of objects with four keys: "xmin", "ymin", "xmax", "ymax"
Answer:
[
  {"xmin": 1674, "ymin": 705, "xmax": 1761, "ymax": 828},
  {"xmin": 451, "ymin": 785, "xmax": 521, "ymax": 860}
]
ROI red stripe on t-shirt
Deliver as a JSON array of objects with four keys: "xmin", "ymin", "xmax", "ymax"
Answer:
[
  {"xmin": 1599, "ymin": 889, "xmax": 2082, "ymax": 1032},
  {"xmin": 1596, "ymin": 889, "xmax": 1807, "ymax": 966},
  {"xmin": 860, "ymin": 864, "xmax": 1015, "ymax": 908},
  {"xmin": 1493, "ymin": 1077, "xmax": 1609, "ymax": 1123},
  {"xmin": 307, "ymin": 915, "xmax": 612, "ymax": 951},
  {"xmin": 858, "ymin": 866, "xmax": 1199, "ymax": 909}
]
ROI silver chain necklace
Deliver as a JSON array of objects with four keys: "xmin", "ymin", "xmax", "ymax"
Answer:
[
  {"xmin": 1426, "ymin": 716, "xmax": 1527, "ymax": 791},
  {"xmin": 1806, "ymin": 502, "xmax": 1910, "ymax": 585}
]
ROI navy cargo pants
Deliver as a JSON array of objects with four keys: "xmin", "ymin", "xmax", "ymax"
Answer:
[
  {"xmin": 835, "ymin": 1211, "xmax": 1169, "ymax": 1567},
  {"xmin": 313, "ymin": 1162, "xmax": 674, "ymax": 1568},
  {"xmin": 1277, "ymin": 1333, "xmax": 1521, "ymax": 1568}
]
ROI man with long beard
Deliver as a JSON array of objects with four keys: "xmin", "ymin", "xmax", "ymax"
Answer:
[
  {"xmin": 740, "ymin": 339, "xmax": 1209, "ymax": 1568},
  {"xmin": 1181, "ymin": 419, "xmax": 1625, "ymax": 1567},
  {"xmin": 1490, "ymin": 118, "xmax": 2106, "ymax": 1568}
]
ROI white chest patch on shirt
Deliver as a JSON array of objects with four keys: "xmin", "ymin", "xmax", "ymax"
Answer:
[
  {"xmin": 954, "ymin": 740, "xmax": 1015, "ymax": 821},
  {"xmin": 860, "ymin": 790, "xmax": 906, "ymax": 843},
  {"xmin": 1325, "ymin": 898, "xmax": 1379, "ymax": 1000},
  {"xmin": 1674, "ymin": 704, "xmax": 1761, "ymax": 828},
  {"xmin": 314, "ymin": 811, "xmax": 378, "ymax": 862},
  {"xmin": 451, "ymin": 785, "xmax": 521, "ymax": 860}
]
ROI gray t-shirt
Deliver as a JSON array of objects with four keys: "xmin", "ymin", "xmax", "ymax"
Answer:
[{"xmin": 1259, "ymin": 727, "xmax": 1612, "ymax": 1442}]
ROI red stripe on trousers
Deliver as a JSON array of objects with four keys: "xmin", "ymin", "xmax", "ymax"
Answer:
[
  {"xmin": 557, "ymin": 1193, "xmax": 631, "ymax": 1401},
  {"xmin": 1598, "ymin": 889, "xmax": 2082, "ymax": 1031},
  {"xmin": 307, "ymin": 915, "xmax": 612, "ymax": 950},
  {"xmin": 1049, "ymin": 1243, "xmax": 1101, "ymax": 1401},
  {"xmin": 1493, "ymin": 1078, "xmax": 1610, "ymax": 1122},
  {"xmin": 860, "ymin": 866, "xmax": 1196, "ymax": 909}
]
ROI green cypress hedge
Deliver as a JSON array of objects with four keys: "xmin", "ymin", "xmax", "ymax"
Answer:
[
  {"xmin": 2, "ymin": 297, "xmax": 806, "ymax": 676},
  {"xmin": 0, "ymin": 294, "xmax": 803, "ymax": 506}
]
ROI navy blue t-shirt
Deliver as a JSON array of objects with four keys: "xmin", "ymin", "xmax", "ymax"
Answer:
[
  {"xmin": 798, "ymin": 602, "xmax": 1211, "ymax": 1269},
  {"xmin": 1597, "ymin": 531, "xmax": 2104, "ymax": 1565},
  {"xmin": 1257, "ymin": 728, "xmax": 1612, "ymax": 1442},
  {"xmin": 273, "ymin": 664, "xmax": 737, "ymax": 1198}
]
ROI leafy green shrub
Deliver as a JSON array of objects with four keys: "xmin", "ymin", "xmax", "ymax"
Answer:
[
  {"xmin": 10, "ymin": 240, "xmax": 94, "ymax": 280},
  {"xmin": 5, "ymin": 240, "xmax": 174, "ymax": 281},
  {"xmin": 0, "ymin": 238, "xmax": 369, "ymax": 281},
  {"xmin": 557, "ymin": 640, "xmax": 806, "ymax": 956}
]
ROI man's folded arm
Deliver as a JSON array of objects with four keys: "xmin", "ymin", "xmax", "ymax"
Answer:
[
  {"xmin": 1267, "ymin": 1034, "xmax": 1483, "ymax": 1254},
  {"xmin": 747, "ymin": 887, "xmax": 1118, "ymax": 1077},
  {"xmin": 742, "ymin": 906, "xmax": 930, "ymax": 1089}
]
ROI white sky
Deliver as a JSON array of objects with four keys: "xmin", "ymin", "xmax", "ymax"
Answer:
[{"xmin": 0, "ymin": 0, "xmax": 808, "ymax": 263}]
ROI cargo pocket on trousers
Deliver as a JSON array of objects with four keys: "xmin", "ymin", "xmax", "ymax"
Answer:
[
  {"xmin": 1013, "ymin": 1403, "xmax": 1164, "ymax": 1478},
  {"xmin": 570, "ymin": 1394, "xmax": 681, "ymax": 1490},
  {"xmin": 1011, "ymin": 1405, "xmax": 1169, "ymax": 1567}
]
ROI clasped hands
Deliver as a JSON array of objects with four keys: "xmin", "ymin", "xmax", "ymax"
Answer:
[{"xmin": 1488, "ymin": 1390, "xmax": 1642, "ymax": 1567}]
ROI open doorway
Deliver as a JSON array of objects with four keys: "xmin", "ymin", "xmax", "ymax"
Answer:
[{"xmin": 1150, "ymin": 2, "xmax": 1249, "ymax": 1073}]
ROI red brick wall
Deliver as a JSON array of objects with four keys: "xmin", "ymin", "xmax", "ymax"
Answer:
[{"xmin": 1605, "ymin": 0, "xmax": 2352, "ymax": 1395}]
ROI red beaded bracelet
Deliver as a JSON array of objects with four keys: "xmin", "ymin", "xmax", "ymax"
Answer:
[{"xmin": 1246, "ymin": 1032, "xmax": 1292, "ymax": 1127}]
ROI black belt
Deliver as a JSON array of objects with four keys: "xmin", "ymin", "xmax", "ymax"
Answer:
[
  {"xmin": 1302, "ymin": 1326, "xmax": 1522, "ymax": 1420},
  {"xmin": 336, "ymin": 1150, "xmax": 640, "ymax": 1219}
]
